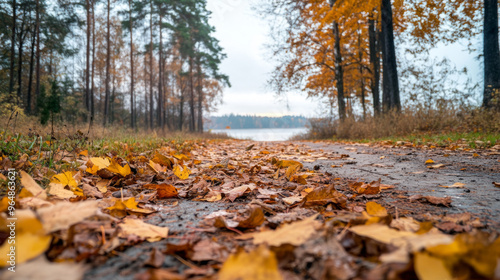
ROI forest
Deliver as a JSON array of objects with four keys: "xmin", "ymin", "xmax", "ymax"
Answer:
[{"xmin": 0, "ymin": 0, "xmax": 228, "ymax": 132}]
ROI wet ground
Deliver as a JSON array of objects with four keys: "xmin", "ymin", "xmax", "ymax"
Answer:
[{"xmin": 301, "ymin": 142, "xmax": 500, "ymax": 227}]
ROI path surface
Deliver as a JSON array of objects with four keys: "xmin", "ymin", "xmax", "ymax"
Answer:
[{"xmin": 300, "ymin": 141, "xmax": 500, "ymax": 220}]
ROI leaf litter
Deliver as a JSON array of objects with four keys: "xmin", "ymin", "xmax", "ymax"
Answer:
[{"xmin": 0, "ymin": 139, "xmax": 499, "ymax": 279}]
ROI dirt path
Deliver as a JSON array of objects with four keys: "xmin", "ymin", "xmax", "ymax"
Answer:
[{"xmin": 300, "ymin": 141, "xmax": 500, "ymax": 223}]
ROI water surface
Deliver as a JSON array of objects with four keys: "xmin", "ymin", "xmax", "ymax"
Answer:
[{"xmin": 210, "ymin": 128, "xmax": 308, "ymax": 141}]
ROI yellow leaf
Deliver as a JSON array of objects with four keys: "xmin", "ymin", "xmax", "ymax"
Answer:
[
  {"xmin": 473, "ymin": 153, "xmax": 479, "ymax": 158},
  {"xmin": 173, "ymin": 165, "xmax": 190, "ymax": 180},
  {"xmin": 51, "ymin": 171, "xmax": 77, "ymax": 188},
  {"xmin": 107, "ymin": 197, "xmax": 155, "ymax": 217},
  {"xmin": 86, "ymin": 157, "xmax": 110, "ymax": 174},
  {"xmin": 106, "ymin": 158, "xmax": 132, "ymax": 177},
  {"xmin": 218, "ymin": 245, "xmax": 283, "ymax": 280},
  {"xmin": 47, "ymin": 183, "xmax": 76, "ymax": 199},
  {"xmin": 118, "ymin": 217, "xmax": 168, "ymax": 242},
  {"xmin": 366, "ymin": 201, "xmax": 387, "ymax": 217},
  {"xmin": 414, "ymin": 252, "xmax": 453, "ymax": 280},
  {"xmin": 285, "ymin": 164, "xmax": 301, "ymax": 180},
  {"xmin": 20, "ymin": 171, "xmax": 47, "ymax": 200},
  {"xmin": 148, "ymin": 160, "xmax": 167, "ymax": 173},
  {"xmin": 78, "ymin": 150, "xmax": 88, "ymax": 157},
  {"xmin": 425, "ymin": 159, "xmax": 435, "ymax": 164},
  {"xmin": 0, "ymin": 210, "xmax": 51, "ymax": 266},
  {"xmin": 151, "ymin": 153, "xmax": 173, "ymax": 168},
  {"xmin": 275, "ymin": 159, "xmax": 303, "ymax": 169}
]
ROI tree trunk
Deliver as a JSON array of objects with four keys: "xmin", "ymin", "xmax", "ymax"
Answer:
[
  {"xmin": 149, "ymin": 0, "xmax": 154, "ymax": 129},
  {"xmin": 9, "ymin": 0, "xmax": 17, "ymax": 95},
  {"xmin": 357, "ymin": 31, "xmax": 366, "ymax": 120},
  {"xmin": 129, "ymin": 0, "xmax": 135, "ymax": 128},
  {"xmin": 17, "ymin": 15, "xmax": 25, "ymax": 104},
  {"xmin": 483, "ymin": 0, "xmax": 500, "ymax": 109},
  {"xmin": 196, "ymin": 58, "xmax": 203, "ymax": 133},
  {"xmin": 189, "ymin": 56, "xmax": 196, "ymax": 131},
  {"xmin": 381, "ymin": 0, "xmax": 400, "ymax": 112},
  {"xmin": 85, "ymin": 0, "xmax": 91, "ymax": 121},
  {"xmin": 368, "ymin": 16, "xmax": 380, "ymax": 116},
  {"xmin": 158, "ymin": 8, "xmax": 164, "ymax": 129},
  {"xmin": 35, "ymin": 0, "xmax": 40, "ymax": 114},
  {"xmin": 91, "ymin": 0, "xmax": 95, "ymax": 119},
  {"xmin": 27, "ymin": 21, "xmax": 36, "ymax": 115},
  {"xmin": 332, "ymin": 21, "xmax": 346, "ymax": 121},
  {"xmin": 103, "ymin": 0, "xmax": 111, "ymax": 126}
]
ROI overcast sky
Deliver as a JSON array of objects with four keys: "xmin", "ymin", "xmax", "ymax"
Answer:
[{"xmin": 205, "ymin": 0, "xmax": 482, "ymax": 117}]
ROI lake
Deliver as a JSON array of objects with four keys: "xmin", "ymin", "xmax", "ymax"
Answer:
[{"xmin": 210, "ymin": 128, "xmax": 308, "ymax": 141}]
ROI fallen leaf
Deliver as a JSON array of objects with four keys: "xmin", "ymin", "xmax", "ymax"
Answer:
[
  {"xmin": 366, "ymin": 201, "xmax": 387, "ymax": 217},
  {"xmin": 428, "ymin": 164, "xmax": 446, "ymax": 169},
  {"xmin": 191, "ymin": 239, "xmax": 228, "ymax": 262},
  {"xmin": 173, "ymin": 164, "xmax": 191, "ymax": 180},
  {"xmin": 439, "ymin": 182, "xmax": 466, "ymax": 188},
  {"xmin": 0, "ymin": 210, "xmax": 51, "ymax": 265},
  {"xmin": 224, "ymin": 184, "xmax": 256, "ymax": 202},
  {"xmin": 107, "ymin": 158, "xmax": 132, "ymax": 177},
  {"xmin": 275, "ymin": 159, "xmax": 303, "ymax": 169},
  {"xmin": 107, "ymin": 197, "xmax": 155, "ymax": 217},
  {"xmin": 414, "ymin": 252, "xmax": 453, "ymax": 280},
  {"xmin": 86, "ymin": 157, "xmax": 110, "ymax": 174},
  {"xmin": 118, "ymin": 217, "xmax": 168, "ymax": 242},
  {"xmin": 285, "ymin": 164, "xmax": 301, "ymax": 180},
  {"xmin": 425, "ymin": 159, "xmax": 435, "ymax": 164},
  {"xmin": 493, "ymin": 182, "xmax": 500, "ymax": 188},
  {"xmin": 349, "ymin": 180, "xmax": 381, "ymax": 195},
  {"xmin": 409, "ymin": 195, "xmax": 452, "ymax": 207},
  {"xmin": 47, "ymin": 183, "xmax": 76, "ymax": 199},
  {"xmin": 20, "ymin": 171, "xmax": 47, "ymax": 200},
  {"xmin": 151, "ymin": 152, "xmax": 173, "ymax": 168},
  {"xmin": 37, "ymin": 200, "xmax": 100, "ymax": 232},
  {"xmin": 0, "ymin": 256, "xmax": 87, "ymax": 280},
  {"xmin": 148, "ymin": 160, "xmax": 167, "ymax": 173},
  {"xmin": 249, "ymin": 215, "xmax": 320, "ymax": 246},
  {"xmin": 145, "ymin": 184, "xmax": 178, "ymax": 199},
  {"xmin": 50, "ymin": 171, "xmax": 77, "ymax": 189},
  {"xmin": 302, "ymin": 185, "xmax": 347, "ymax": 209},
  {"xmin": 218, "ymin": 245, "xmax": 283, "ymax": 280},
  {"xmin": 282, "ymin": 195, "xmax": 303, "ymax": 205}
]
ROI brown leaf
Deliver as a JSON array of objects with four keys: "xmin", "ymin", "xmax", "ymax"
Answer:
[
  {"xmin": 37, "ymin": 200, "xmax": 100, "ymax": 232},
  {"xmin": 302, "ymin": 185, "xmax": 347, "ymax": 209},
  {"xmin": 145, "ymin": 184, "xmax": 178, "ymax": 199},
  {"xmin": 248, "ymin": 215, "xmax": 320, "ymax": 246},
  {"xmin": 118, "ymin": 217, "xmax": 168, "ymax": 242},
  {"xmin": 191, "ymin": 239, "xmax": 228, "ymax": 262},
  {"xmin": 409, "ymin": 195, "xmax": 452, "ymax": 207},
  {"xmin": 144, "ymin": 248, "xmax": 165, "ymax": 268},
  {"xmin": 349, "ymin": 179, "xmax": 381, "ymax": 195}
]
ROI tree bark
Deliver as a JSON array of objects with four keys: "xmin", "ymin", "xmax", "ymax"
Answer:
[
  {"xmin": 332, "ymin": 21, "xmax": 346, "ymax": 121},
  {"xmin": 158, "ymin": 8, "xmax": 164, "ymax": 129},
  {"xmin": 129, "ymin": 0, "xmax": 135, "ymax": 128},
  {"xmin": 149, "ymin": 0, "xmax": 154, "ymax": 129},
  {"xmin": 27, "ymin": 19, "xmax": 36, "ymax": 115},
  {"xmin": 381, "ymin": 0, "xmax": 400, "ymax": 112},
  {"xmin": 103, "ymin": 0, "xmax": 111, "ymax": 126},
  {"xmin": 9, "ymin": 0, "xmax": 17, "ymax": 95},
  {"xmin": 35, "ymin": 0, "xmax": 40, "ymax": 114},
  {"xmin": 196, "ymin": 58, "xmax": 203, "ymax": 133},
  {"xmin": 189, "ymin": 56, "xmax": 196, "ymax": 131},
  {"xmin": 483, "ymin": 0, "xmax": 500, "ymax": 109},
  {"xmin": 358, "ymin": 30, "xmax": 366, "ymax": 120},
  {"xmin": 85, "ymin": 0, "xmax": 91, "ymax": 121},
  {"xmin": 91, "ymin": 0, "xmax": 95, "ymax": 119},
  {"xmin": 17, "ymin": 13, "xmax": 26, "ymax": 104},
  {"xmin": 368, "ymin": 16, "xmax": 380, "ymax": 116}
]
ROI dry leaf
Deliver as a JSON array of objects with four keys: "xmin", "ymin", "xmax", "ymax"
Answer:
[
  {"xmin": 349, "ymin": 180, "xmax": 381, "ymax": 195},
  {"xmin": 0, "ymin": 256, "xmax": 87, "ymax": 280},
  {"xmin": 47, "ymin": 183, "xmax": 76, "ymax": 199},
  {"xmin": 20, "ymin": 171, "xmax": 47, "ymax": 200},
  {"xmin": 107, "ymin": 158, "xmax": 132, "ymax": 177},
  {"xmin": 414, "ymin": 252, "xmax": 453, "ymax": 280},
  {"xmin": 107, "ymin": 197, "xmax": 155, "ymax": 217},
  {"xmin": 145, "ymin": 184, "xmax": 178, "ymax": 199},
  {"xmin": 428, "ymin": 164, "xmax": 446, "ymax": 169},
  {"xmin": 425, "ymin": 159, "xmax": 435, "ymax": 164},
  {"xmin": 37, "ymin": 200, "xmax": 100, "ymax": 232},
  {"xmin": 250, "ymin": 215, "xmax": 320, "ymax": 246},
  {"xmin": 218, "ymin": 245, "xmax": 283, "ymax": 280},
  {"xmin": 118, "ymin": 217, "xmax": 168, "ymax": 242},
  {"xmin": 439, "ymin": 182, "xmax": 466, "ymax": 188},
  {"xmin": 302, "ymin": 185, "xmax": 347, "ymax": 209},
  {"xmin": 50, "ymin": 171, "xmax": 77, "ymax": 189},
  {"xmin": 409, "ymin": 195, "xmax": 452, "ymax": 207},
  {"xmin": 0, "ymin": 210, "xmax": 51, "ymax": 266},
  {"xmin": 86, "ymin": 157, "xmax": 110, "ymax": 174},
  {"xmin": 493, "ymin": 182, "xmax": 500, "ymax": 188},
  {"xmin": 173, "ymin": 164, "xmax": 191, "ymax": 180},
  {"xmin": 366, "ymin": 201, "xmax": 387, "ymax": 217}
]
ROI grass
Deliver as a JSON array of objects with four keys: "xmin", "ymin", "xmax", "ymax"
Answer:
[{"xmin": 298, "ymin": 107, "xmax": 500, "ymax": 149}]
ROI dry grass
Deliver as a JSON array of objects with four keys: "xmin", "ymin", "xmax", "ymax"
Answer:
[{"xmin": 295, "ymin": 107, "xmax": 500, "ymax": 142}]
